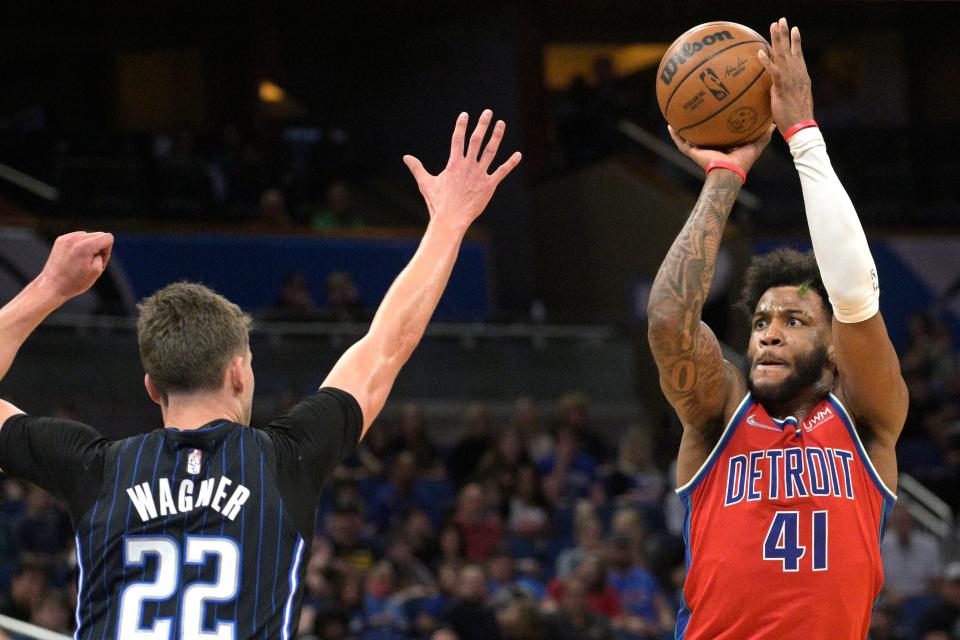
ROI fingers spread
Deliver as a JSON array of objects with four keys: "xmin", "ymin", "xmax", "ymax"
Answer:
[
  {"xmin": 480, "ymin": 120, "xmax": 505, "ymax": 171},
  {"xmin": 448, "ymin": 112, "xmax": 469, "ymax": 164},
  {"xmin": 466, "ymin": 109, "xmax": 493, "ymax": 161},
  {"xmin": 757, "ymin": 49, "xmax": 781, "ymax": 82},
  {"xmin": 491, "ymin": 151, "xmax": 522, "ymax": 184},
  {"xmin": 791, "ymin": 26, "xmax": 802, "ymax": 57},
  {"xmin": 403, "ymin": 155, "xmax": 431, "ymax": 186}
]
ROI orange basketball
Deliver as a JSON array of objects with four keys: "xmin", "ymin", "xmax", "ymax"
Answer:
[{"xmin": 656, "ymin": 22, "xmax": 772, "ymax": 148}]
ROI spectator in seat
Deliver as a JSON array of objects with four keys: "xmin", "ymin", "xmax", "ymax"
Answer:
[
  {"xmin": 439, "ymin": 564, "xmax": 502, "ymax": 640},
  {"xmin": 882, "ymin": 505, "xmax": 942, "ymax": 603},
  {"xmin": 544, "ymin": 575, "xmax": 615, "ymax": 640}
]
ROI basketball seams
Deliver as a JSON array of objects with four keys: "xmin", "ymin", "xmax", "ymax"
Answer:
[
  {"xmin": 661, "ymin": 39, "xmax": 768, "ymax": 117},
  {"xmin": 675, "ymin": 67, "xmax": 770, "ymax": 136}
]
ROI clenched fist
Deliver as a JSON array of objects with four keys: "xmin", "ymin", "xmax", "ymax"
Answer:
[{"xmin": 40, "ymin": 231, "xmax": 114, "ymax": 300}]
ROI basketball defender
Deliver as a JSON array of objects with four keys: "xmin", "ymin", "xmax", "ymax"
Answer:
[
  {"xmin": 0, "ymin": 111, "xmax": 520, "ymax": 638},
  {"xmin": 648, "ymin": 20, "xmax": 907, "ymax": 639}
]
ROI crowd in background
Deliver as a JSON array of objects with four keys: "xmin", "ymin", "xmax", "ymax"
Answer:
[{"xmin": 1, "ymin": 310, "xmax": 960, "ymax": 639}]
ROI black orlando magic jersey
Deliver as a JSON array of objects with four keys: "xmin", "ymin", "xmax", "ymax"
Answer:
[{"xmin": 0, "ymin": 387, "xmax": 362, "ymax": 639}]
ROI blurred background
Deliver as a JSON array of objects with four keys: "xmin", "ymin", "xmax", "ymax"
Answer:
[{"xmin": 0, "ymin": 1, "xmax": 957, "ymax": 638}]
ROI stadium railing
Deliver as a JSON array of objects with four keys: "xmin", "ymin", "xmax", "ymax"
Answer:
[
  {"xmin": 618, "ymin": 118, "xmax": 761, "ymax": 212},
  {"xmin": 0, "ymin": 613, "xmax": 70, "ymax": 640},
  {"xmin": 898, "ymin": 473, "xmax": 954, "ymax": 540}
]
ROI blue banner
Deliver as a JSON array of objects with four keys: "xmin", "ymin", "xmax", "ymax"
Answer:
[{"xmin": 112, "ymin": 233, "xmax": 489, "ymax": 321}]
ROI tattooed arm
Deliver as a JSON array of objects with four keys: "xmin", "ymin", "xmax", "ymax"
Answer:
[
  {"xmin": 648, "ymin": 169, "xmax": 745, "ymax": 424},
  {"xmin": 648, "ymin": 126, "xmax": 774, "ymax": 482}
]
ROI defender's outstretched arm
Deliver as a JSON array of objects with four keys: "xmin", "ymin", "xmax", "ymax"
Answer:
[{"xmin": 323, "ymin": 111, "xmax": 521, "ymax": 437}]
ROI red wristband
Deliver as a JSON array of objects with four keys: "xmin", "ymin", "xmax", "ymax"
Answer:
[
  {"xmin": 783, "ymin": 119, "xmax": 818, "ymax": 143},
  {"xmin": 705, "ymin": 160, "xmax": 746, "ymax": 184}
]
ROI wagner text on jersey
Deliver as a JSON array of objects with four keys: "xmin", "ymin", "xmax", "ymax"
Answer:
[{"xmin": 126, "ymin": 475, "xmax": 251, "ymax": 522}]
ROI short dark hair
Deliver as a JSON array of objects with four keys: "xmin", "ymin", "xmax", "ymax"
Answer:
[
  {"xmin": 738, "ymin": 248, "xmax": 831, "ymax": 318},
  {"xmin": 137, "ymin": 282, "xmax": 252, "ymax": 401}
]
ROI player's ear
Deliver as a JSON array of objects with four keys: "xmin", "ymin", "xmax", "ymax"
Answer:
[
  {"xmin": 144, "ymin": 374, "xmax": 164, "ymax": 406},
  {"xmin": 227, "ymin": 356, "xmax": 245, "ymax": 395}
]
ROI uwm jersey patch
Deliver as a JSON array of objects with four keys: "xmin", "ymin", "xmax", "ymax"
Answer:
[{"xmin": 675, "ymin": 393, "xmax": 895, "ymax": 640}]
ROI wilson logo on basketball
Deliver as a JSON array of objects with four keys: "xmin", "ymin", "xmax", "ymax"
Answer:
[
  {"xmin": 803, "ymin": 406, "xmax": 835, "ymax": 432},
  {"xmin": 660, "ymin": 30, "xmax": 735, "ymax": 86}
]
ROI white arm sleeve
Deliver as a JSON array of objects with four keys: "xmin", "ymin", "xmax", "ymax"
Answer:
[{"xmin": 789, "ymin": 127, "xmax": 879, "ymax": 323}]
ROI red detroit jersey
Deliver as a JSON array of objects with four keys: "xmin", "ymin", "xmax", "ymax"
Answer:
[{"xmin": 676, "ymin": 393, "xmax": 895, "ymax": 640}]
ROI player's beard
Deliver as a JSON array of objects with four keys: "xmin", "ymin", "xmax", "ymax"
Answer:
[{"xmin": 747, "ymin": 343, "xmax": 830, "ymax": 407}]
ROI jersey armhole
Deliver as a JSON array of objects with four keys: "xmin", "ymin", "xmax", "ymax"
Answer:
[
  {"xmin": 827, "ymin": 394, "xmax": 897, "ymax": 504},
  {"xmin": 71, "ymin": 439, "xmax": 117, "ymax": 531},
  {"xmin": 254, "ymin": 430, "xmax": 317, "ymax": 544},
  {"xmin": 676, "ymin": 394, "xmax": 753, "ymax": 499}
]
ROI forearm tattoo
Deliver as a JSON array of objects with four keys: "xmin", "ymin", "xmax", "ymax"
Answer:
[{"xmin": 648, "ymin": 171, "xmax": 741, "ymax": 416}]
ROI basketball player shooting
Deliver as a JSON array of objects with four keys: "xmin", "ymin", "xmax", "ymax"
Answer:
[
  {"xmin": 0, "ymin": 110, "xmax": 520, "ymax": 638},
  {"xmin": 648, "ymin": 19, "xmax": 907, "ymax": 639}
]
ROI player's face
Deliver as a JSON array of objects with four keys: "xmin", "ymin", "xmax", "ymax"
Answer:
[{"xmin": 746, "ymin": 286, "xmax": 832, "ymax": 404}]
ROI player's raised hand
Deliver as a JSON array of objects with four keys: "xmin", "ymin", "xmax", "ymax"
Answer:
[
  {"xmin": 668, "ymin": 122, "xmax": 776, "ymax": 176},
  {"xmin": 403, "ymin": 110, "xmax": 522, "ymax": 231},
  {"xmin": 758, "ymin": 17, "xmax": 815, "ymax": 137},
  {"xmin": 40, "ymin": 231, "xmax": 114, "ymax": 299}
]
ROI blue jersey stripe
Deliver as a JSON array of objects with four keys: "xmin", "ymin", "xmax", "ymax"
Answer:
[
  {"xmin": 269, "ymin": 496, "xmax": 284, "ymax": 638},
  {"xmin": 879, "ymin": 499, "xmax": 891, "ymax": 543},
  {"xmin": 118, "ymin": 435, "xmax": 151, "ymax": 634},
  {"xmin": 281, "ymin": 537, "xmax": 305, "ymax": 640},
  {"xmin": 233, "ymin": 430, "xmax": 247, "ymax": 623},
  {"xmin": 172, "ymin": 447, "xmax": 195, "ymax": 635},
  {"xmin": 98, "ymin": 439, "xmax": 131, "ymax": 640},
  {"xmin": 675, "ymin": 492, "xmax": 693, "ymax": 639},
  {"xmin": 195, "ymin": 446, "xmax": 215, "ymax": 581},
  {"xmin": 74, "ymin": 534, "xmax": 84, "ymax": 640},
  {"xmin": 141, "ymin": 435, "xmax": 164, "ymax": 602},
  {"xmin": 213, "ymin": 434, "xmax": 230, "ymax": 625},
  {"xmin": 122, "ymin": 435, "xmax": 151, "ymax": 533},
  {"xmin": 84, "ymin": 497, "xmax": 100, "ymax": 632},
  {"xmin": 253, "ymin": 430, "xmax": 265, "ymax": 636},
  {"xmin": 155, "ymin": 448, "xmax": 181, "ymax": 620}
]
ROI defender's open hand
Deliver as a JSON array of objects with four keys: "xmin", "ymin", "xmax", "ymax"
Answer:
[
  {"xmin": 403, "ymin": 110, "xmax": 522, "ymax": 231},
  {"xmin": 758, "ymin": 17, "xmax": 815, "ymax": 137},
  {"xmin": 40, "ymin": 231, "xmax": 114, "ymax": 299}
]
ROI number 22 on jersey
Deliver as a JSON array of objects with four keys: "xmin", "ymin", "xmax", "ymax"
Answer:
[{"xmin": 118, "ymin": 535, "xmax": 240, "ymax": 640}]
